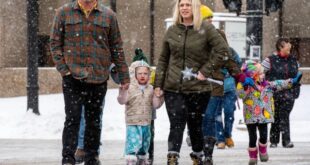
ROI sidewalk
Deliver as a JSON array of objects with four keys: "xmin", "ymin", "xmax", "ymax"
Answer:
[{"xmin": 0, "ymin": 139, "xmax": 309, "ymax": 165}]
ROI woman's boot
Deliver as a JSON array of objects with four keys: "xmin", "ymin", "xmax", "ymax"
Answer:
[
  {"xmin": 190, "ymin": 151, "xmax": 204, "ymax": 165},
  {"xmin": 203, "ymin": 137, "xmax": 216, "ymax": 165},
  {"xmin": 167, "ymin": 152, "xmax": 179, "ymax": 165}
]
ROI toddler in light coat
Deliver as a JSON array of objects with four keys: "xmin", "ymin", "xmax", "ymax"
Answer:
[{"xmin": 118, "ymin": 60, "xmax": 164, "ymax": 165}]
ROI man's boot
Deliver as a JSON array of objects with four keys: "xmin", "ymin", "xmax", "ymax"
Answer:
[
  {"xmin": 167, "ymin": 152, "xmax": 179, "ymax": 165},
  {"xmin": 203, "ymin": 137, "xmax": 216, "ymax": 165},
  {"xmin": 74, "ymin": 148, "xmax": 85, "ymax": 164},
  {"xmin": 225, "ymin": 137, "xmax": 235, "ymax": 148}
]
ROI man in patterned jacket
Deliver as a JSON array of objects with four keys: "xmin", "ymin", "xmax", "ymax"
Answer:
[{"xmin": 50, "ymin": 0, "xmax": 130, "ymax": 164}]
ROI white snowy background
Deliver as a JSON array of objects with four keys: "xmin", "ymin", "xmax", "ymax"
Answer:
[{"xmin": 0, "ymin": 85, "xmax": 309, "ymax": 142}]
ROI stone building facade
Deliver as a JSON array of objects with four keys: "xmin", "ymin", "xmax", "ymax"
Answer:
[{"xmin": 0, "ymin": 0, "xmax": 309, "ymax": 97}]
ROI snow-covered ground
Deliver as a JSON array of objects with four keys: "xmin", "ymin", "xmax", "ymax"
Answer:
[{"xmin": 0, "ymin": 85, "xmax": 309, "ymax": 142}]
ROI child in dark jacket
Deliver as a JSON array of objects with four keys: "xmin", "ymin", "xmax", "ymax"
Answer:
[{"xmin": 236, "ymin": 60, "xmax": 302, "ymax": 165}]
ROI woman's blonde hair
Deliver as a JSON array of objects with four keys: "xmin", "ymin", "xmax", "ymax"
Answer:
[{"xmin": 172, "ymin": 0, "xmax": 202, "ymax": 30}]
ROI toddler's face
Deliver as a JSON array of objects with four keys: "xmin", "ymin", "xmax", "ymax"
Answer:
[{"xmin": 135, "ymin": 67, "xmax": 150, "ymax": 85}]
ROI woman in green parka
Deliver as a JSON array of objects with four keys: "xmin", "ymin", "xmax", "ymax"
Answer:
[{"xmin": 154, "ymin": 0, "xmax": 230, "ymax": 164}]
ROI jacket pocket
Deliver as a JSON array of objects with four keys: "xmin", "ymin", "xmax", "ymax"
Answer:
[
  {"xmin": 64, "ymin": 17, "xmax": 83, "ymax": 37},
  {"xmin": 92, "ymin": 20, "xmax": 110, "ymax": 43}
]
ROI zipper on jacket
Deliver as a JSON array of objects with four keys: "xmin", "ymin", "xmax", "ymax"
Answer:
[{"xmin": 179, "ymin": 27, "xmax": 188, "ymax": 91}]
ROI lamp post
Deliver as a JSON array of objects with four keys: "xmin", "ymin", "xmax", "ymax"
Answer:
[
  {"xmin": 110, "ymin": 0, "xmax": 116, "ymax": 12},
  {"xmin": 246, "ymin": 0, "xmax": 263, "ymax": 61},
  {"xmin": 26, "ymin": 0, "xmax": 39, "ymax": 115},
  {"xmin": 149, "ymin": 0, "xmax": 155, "ymax": 66}
]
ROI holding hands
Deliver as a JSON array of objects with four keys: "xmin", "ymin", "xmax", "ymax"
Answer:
[{"xmin": 154, "ymin": 87, "xmax": 164, "ymax": 97}]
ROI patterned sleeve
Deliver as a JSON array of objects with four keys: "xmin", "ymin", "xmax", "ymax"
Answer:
[
  {"xmin": 109, "ymin": 13, "xmax": 130, "ymax": 84},
  {"xmin": 236, "ymin": 82, "xmax": 247, "ymax": 99},
  {"xmin": 261, "ymin": 57, "xmax": 271, "ymax": 73},
  {"xmin": 50, "ymin": 7, "xmax": 69, "ymax": 76},
  {"xmin": 268, "ymin": 79, "xmax": 293, "ymax": 91}
]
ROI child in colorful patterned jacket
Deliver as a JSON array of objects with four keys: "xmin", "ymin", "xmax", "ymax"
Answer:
[
  {"xmin": 236, "ymin": 60, "xmax": 302, "ymax": 165},
  {"xmin": 118, "ymin": 60, "xmax": 164, "ymax": 165}
]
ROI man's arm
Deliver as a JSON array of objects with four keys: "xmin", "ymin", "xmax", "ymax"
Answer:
[
  {"xmin": 50, "ymin": 8, "xmax": 69, "ymax": 76},
  {"xmin": 108, "ymin": 13, "xmax": 130, "ymax": 85}
]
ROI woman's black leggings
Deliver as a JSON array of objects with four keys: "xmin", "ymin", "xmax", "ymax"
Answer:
[
  {"xmin": 164, "ymin": 91, "xmax": 210, "ymax": 153},
  {"xmin": 246, "ymin": 123, "xmax": 268, "ymax": 148}
]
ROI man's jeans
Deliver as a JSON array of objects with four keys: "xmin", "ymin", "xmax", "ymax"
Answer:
[
  {"xmin": 216, "ymin": 91, "xmax": 236, "ymax": 142},
  {"xmin": 202, "ymin": 91, "xmax": 236, "ymax": 142}
]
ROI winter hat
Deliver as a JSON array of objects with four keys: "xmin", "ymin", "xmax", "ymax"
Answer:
[
  {"xmin": 109, "ymin": 63, "xmax": 120, "ymax": 84},
  {"xmin": 241, "ymin": 60, "xmax": 264, "ymax": 82},
  {"xmin": 129, "ymin": 60, "xmax": 150, "ymax": 78},
  {"xmin": 200, "ymin": 5, "xmax": 213, "ymax": 20},
  {"xmin": 132, "ymin": 48, "xmax": 149, "ymax": 63}
]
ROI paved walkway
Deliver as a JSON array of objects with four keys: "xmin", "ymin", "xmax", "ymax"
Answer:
[{"xmin": 0, "ymin": 139, "xmax": 310, "ymax": 165}]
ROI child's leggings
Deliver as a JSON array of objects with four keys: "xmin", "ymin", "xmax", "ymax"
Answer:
[
  {"xmin": 246, "ymin": 123, "xmax": 268, "ymax": 148},
  {"xmin": 125, "ymin": 125, "xmax": 151, "ymax": 155}
]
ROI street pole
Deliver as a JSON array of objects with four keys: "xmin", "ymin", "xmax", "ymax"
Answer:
[
  {"xmin": 149, "ymin": 0, "xmax": 155, "ymax": 66},
  {"xmin": 246, "ymin": 0, "xmax": 263, "ymax": 61},
  {"xmin": 26, "ymin": 0, "xmax": 40, "ymax": 115}
]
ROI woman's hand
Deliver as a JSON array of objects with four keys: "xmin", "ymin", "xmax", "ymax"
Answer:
[{"xmin": 196, "ymin": 71, "xmax": 207, "ymax": 81}]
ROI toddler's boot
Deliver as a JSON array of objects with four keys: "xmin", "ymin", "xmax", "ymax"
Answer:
[
  {"xmin": 258, "ymin": 142, "xmax": 269, "ymax": 162},
  {"xmin": 137, "ymin": 155, "xmax": 150, "ymax": 165},
  {"xmin": 125, "ymin": 155, "xmax": 137, "ymax": 165},
  {"xmin": 248, "ymin": 147, "xmax": 258, "ymax": 165}
]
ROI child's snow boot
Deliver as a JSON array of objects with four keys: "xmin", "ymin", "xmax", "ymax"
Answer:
[
  {"xmin": 248, "ymin": 147, "xmax": 258, "ymax": 165},
  {"xmin": 190, "ymin": 151, "xmax": 204, "ymax": 165},
  {"xmin": 167, "ymin": 152, "xmax": 179, "ymax": 165},
  {"xmin": 258, "ymin": 142, "xmax": 269, "ymax": 162},
  {"xmin": 125, "ymin": 155, "xmax": 137, "ymax": 165}
]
